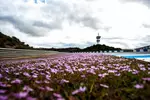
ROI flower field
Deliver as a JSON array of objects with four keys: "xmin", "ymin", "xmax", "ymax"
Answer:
[{"xmin": 0, "ymin": 53, "xmax": 150, "ymax": 100}]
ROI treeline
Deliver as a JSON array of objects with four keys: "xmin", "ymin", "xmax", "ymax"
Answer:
[
  {"xmin": 38, "ymin": 44, "xmax": 121, "ymax": 52},
  {"xmin": 0, "ymin": 32, "xmax": 33, "ymax": 49},
  {"xmin": 37, "ymin": 47, "xmax": 81, "ymax": 52}
]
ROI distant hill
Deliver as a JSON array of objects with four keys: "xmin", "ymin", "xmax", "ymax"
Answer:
[
  {"xmin": 82, "ymin": 44, "xmax": 121, "ymax": 52},
  {"xmin": 0, "ymin": 32, "xmax": 33, "ymax": 49}
]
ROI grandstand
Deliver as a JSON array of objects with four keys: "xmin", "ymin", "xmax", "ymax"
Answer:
[{"xmin": 134, "ymin": 45, "xmax": 150, "ymax": 52}]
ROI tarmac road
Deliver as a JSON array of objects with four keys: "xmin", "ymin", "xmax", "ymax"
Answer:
[{"xmin": 0, "ymin": 48, "xmax": 60, "ymax": 59}]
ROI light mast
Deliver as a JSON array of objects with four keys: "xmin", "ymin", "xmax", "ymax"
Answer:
[{"xmin": 96, "ymin": 33, "xmax": 101, "ymax": 44}]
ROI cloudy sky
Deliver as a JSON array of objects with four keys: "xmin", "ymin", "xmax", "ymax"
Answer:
[{"xmin": 0, "ymin": 0, "xmax": 150, "ymax": 49}]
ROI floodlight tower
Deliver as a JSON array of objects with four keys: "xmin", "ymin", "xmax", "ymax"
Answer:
[{"xmin": 96, "ymin": 33, "xmax": 101, "ymax": 44}]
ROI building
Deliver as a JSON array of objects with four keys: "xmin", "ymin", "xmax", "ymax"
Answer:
[{"xmin": 134, "ymin": 45, "xmax": 150, "ymax": 52}]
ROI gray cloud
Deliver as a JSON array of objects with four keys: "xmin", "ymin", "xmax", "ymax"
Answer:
[
  {"xmin": 33, "ymin": 21, "xmax": 62, "ymax": 30},
  {"xmin": 135, "ymin": 35, "xmax": 150, "ymax": 47},
  {"xmin": 0, "ymin": 15, "xmax": 46, "ymax": 36},
  {"xmin": 0, "ymin": 0, "xmax": 65, "ymax": 36},
  {"xmin": 33, "ymin": 42, "xmax": 77, "ymax": 48},
  {"xmin": 143, "ymin": 24, "xmax": 150, "ymax": 28},
  {"xmin": 107, "ymin": 41, "xmax": 129, "ymax": 48},
  {"xmin": 60, "ymin": 41, "xmax": 94, "ymax": 48},
  {"xmin": 44, "ymin": 0, "xmax": 101, "ymax": 30},
  {"xmin": 102, "ymin": 27, "xmax": 112, "ymax": 32},
  {"xmin": 34, "ymin": 41, "xmax": 95, "ymax": 48},
  {"xmin": 121, "ymin": 0, "xmax": 150, "ymax": 7},
  {"xmin": 141, "ymin": 35, "xmax": 150, "ymax": 43},
  {"xmin": 103, "ymin": 37, "xmax": 124, "ymax": 40},
  {"xmin": 0, "ymin": 0, "xmax": 104, "ymax": 37},
  {"xmin": 68, "ymin": 14, "xmax": 100, "ymax": 30},
  {"xmin": 136, "ymin": 43, "xmax": 150, "ymax": 48},
  {"xmin": 103, "ymin": 37, "xmax": 138, "ymax": 41},
  {"xmin": 103, "ymin": 37, "xmax": 144, "ymax": 49}
]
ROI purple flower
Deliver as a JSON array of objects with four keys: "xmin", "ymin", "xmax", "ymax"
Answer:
[
  {"xmin": 115, "ymin": 73, "xmax": 121, "ymax": 76},
  {"xmin": 100, "ymin": 84, "xmax": 109, "ymax": 88},
  {"xmin": 64, "ymin": 64, "xmax": 71, "ymax": 69},
  {"xmin": 32, "ymin": 74, "xmax": 38, "ymax": 78},
  {"xmin": 38, "ymin": 86, "xmax": 45, "ymax": 90},
  {"xmin": 5, "ymin": 77, "xmax": 10, "ymax": 81},
  {"xmin": 13, "ymin": 92, "xmax": 28, "ymax": 99},
  {"xmin": 72, "ymin": 89, "xmax": 80, "ymax": 95},
  {"xmin": 79, "ymin": 86, "xmax": 87, "ymax": 92},
  {"xmin": 11, "ymin": 79, "xmax": 22, "ymax": 84},
  {"xmin": 81, "ymin": 75, "xmax": 85, "ymax": 78},
  {"xmin": 87, "ymin": 69, "xmax": 96, "ymax": 74},
  {"xmin": 140, "ymin": 67, "xmax": 146, "ymax": 71},
  {"xmin": 0, "ymin": 82, "xmax": 11, "ymax": 88},
  {"xmin": 0, "ymin": 82, "xmax": 7, "ymax": 88},
  {"xmin": 108, "ymin": 70, "xmax": 117, "ymax": 73},
  {"xmin": 23, "ymin": 85, "xmax": 33, "ymax": 92},
  {"xmin": 23, "ymin": 72, "xmax": 31, "ymax": 77},
  {"xmin": 60, "ymin": 79, "xmax": 69, "ymax": 84},
  {"xmin": 0, "ymin": 95, "xmax": 8, "ymax": 100},
  {"xmin": 72, "ymin": 86, "xmax": 87, "ymax": 95},
  {"xmin": 0, "ymin": 89, "xmax": 7, "ymax": 93},
  {"xmin": 132, "ymin": 71, "xmax": 139, "ymax": 74},
  {"xmin": 46, "ymin": 75, "xmax": 51, "ymax": 80},
  {"xmin": 138, "ymin": 64, "xmax": 144, "ymax": 67},
  {"xmin": 53, "ymin": 93, "xmax": 62, "ymax": 98},
  {"xmin": 44, "ymin": 80, "xmax": 50, "ymax": 84},
  {"xmin": 142, "ymin": 77, "xmax": 150, "ymax": 81},
  {"xmin": 0, "ymin": 74, "xmax": 3, "ymax": 78},
  {"xmin": 14, "ymin": 72, "xmax": 20, "ymax": 75},
  {"xmin": 26, "ymin": 96, "xmax": 37, "ymax": 100},
  {"xmin": 98, "ymin": 73, "xmax": 108, "ymax": 78},
  {"xmin": 45, "ymin": 86, "xmax": 54, "ymax": 91},
  {"xmin": 35, "ymin": 80, "xmax": 42, "ymax": 84},
  {"xmin": 57, "ymin": 98, "xmax": 65, "ymax": 100},
  {"xmin": 134, "ymin": 84, "xmax": 144, "ymax": 89},
  {"xmin": 51, "ymin": 68, "xmax": 58, "ymax": 74}
]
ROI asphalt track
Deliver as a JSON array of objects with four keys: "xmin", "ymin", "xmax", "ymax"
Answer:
[{"xmin": 0, "ymin": 48, "xmax": 60, "ymax": 59}]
